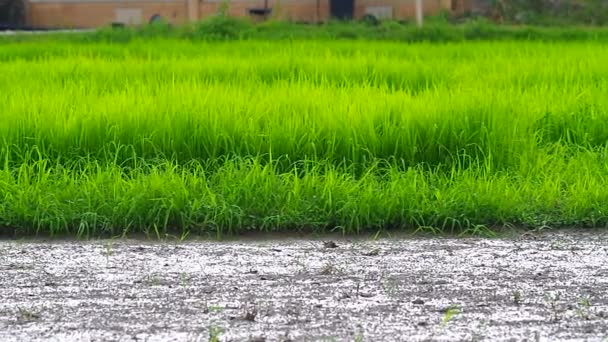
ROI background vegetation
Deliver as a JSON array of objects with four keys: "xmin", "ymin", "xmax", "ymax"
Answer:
[
  {"xmin": 4, "ymin": 14, "xmax": 608, "ymax": 45},
  {"xmin": 479, "ymin": 0, "xmax": 608, "ymax": 25}
]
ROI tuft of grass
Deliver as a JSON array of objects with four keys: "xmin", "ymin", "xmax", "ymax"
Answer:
[
  {"xmin": 208, "ymin": 326, "xmax": 223, "ymax": 342},
  {"xmin": 576, "ymin": 296, "xmax": 592, "ymax": 320},
  {"xmin": 17, "ymin": 308, "xmax": 41, "ymax": 323},
  {"xmin": 513, "ymin": 290, "xmax": 522, "ymax": 306},
  {"xmin": 442, "ymin": 304, "xmax": 460, "ymax": 326}
]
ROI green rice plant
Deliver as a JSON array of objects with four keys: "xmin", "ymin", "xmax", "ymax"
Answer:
[{"xmin": 0, "ymin": 39, "xmax": 607, "ymax": 236}]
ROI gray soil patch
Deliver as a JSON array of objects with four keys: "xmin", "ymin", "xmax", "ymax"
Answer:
[{"xmin": 1, "ymin": 230, "xmax": 608, "ymax": 341}]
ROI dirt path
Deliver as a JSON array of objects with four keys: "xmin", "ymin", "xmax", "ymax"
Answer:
[{"xmin": 1, "ymin": 231, "xmax": 607, "ymax": 341}]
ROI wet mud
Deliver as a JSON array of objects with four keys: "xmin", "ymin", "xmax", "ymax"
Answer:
[{"xmin": 1, "ymin": 230, "xmax": 607, "ymax": 341}]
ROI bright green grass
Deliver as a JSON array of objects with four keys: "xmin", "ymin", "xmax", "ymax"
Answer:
[{"xmin": 1, "ymin": 39, "xmax": 608, "ymax": 237}]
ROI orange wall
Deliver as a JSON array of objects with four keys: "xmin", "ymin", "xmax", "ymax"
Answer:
[
  {"xmin": 354, "ymin": 0, "xmax": 445, "ymax": 19},
  {"xmin": 198, "ymin": 0, "xmax": 329, "ymax": 22},
  {"xmin": 28, "ymin": 2, "xmax": 187, "ymax": 28},
  {"xmin": 27, "ymin": 0, "xmax": 460, "ymax": 28}
]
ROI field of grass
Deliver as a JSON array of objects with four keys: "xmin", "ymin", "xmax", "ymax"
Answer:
[{"xmin": 1, "ymin": 37, "xmax": 608, "ymax": 237}]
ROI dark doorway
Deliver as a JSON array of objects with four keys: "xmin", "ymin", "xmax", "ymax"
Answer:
[
  {"xmin": 0, "ymin": 0, "xmax": 25, "ymax": 29},
  {"xmin": 330, "ymin": 0, "xmax": 354, "ymax": 20}
]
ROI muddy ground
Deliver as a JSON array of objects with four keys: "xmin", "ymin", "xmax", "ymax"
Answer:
[{"xmin": 1, "ymin": 230, "xmax": 607, "ymax": 341}]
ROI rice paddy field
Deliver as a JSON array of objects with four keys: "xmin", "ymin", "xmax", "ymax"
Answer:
[{"xmin": 1, "ymin": 37, "xmax": 608, "ymax": 237}]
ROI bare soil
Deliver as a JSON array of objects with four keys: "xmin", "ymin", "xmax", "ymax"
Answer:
[{"xmin": 1, "ymin": 230, "xmax": 608, "ymax": 341}]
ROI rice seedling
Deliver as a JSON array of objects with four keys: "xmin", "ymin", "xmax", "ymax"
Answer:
[{"xmin": 0, "ymin": 39, "xmax": 607, "ymax": 236}]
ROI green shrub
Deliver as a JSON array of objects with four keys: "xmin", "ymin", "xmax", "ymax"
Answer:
[{"xmin": 192, "ymin": 16, "xmax": 254, "ymax": 40}]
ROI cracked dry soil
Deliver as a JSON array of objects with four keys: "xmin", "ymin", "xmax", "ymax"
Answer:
[{"xmin": 1, "ymin": 230, "xmax": 608, "ymax": 341}]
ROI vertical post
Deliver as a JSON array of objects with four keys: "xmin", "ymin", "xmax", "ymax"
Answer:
[
  {"xmin": 316, "ymin": 0, "xmax": 321, "ymax": 23},
  {"xmin": 187, "ymin": 0, "xmax": 199, "ymax": 22},
  {"xmin": 415, "ymin": 0, "xmax": 423, "ymax": 27}
]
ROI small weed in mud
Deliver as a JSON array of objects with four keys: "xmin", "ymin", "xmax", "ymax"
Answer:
[
  {"xmin": 208, "ymin": 326, "xmax": 223, "ymax": 342},
  {"xmin": 319, "ymin": 262, "xmax": 342, "ymax": 275},
  {"xmin": 144, "ymin": 275, "xmax": 162, "ymax": 286},
  {"xmin": 579, "ymin": 297, "xmax": 591, "ymax": 308},
  {"xmin": 204, "ymin": 305, "xmax": 224, "ymax": 314},
  {"xmin": 179, "ymin": 273, "xmax": 191, "ymax": 287},
  {"xmin": 442, "ymin": 305, "xmax": 460, "ymax": 326},
  {"xmin": 513, "ymin": 290, "xmax": 523, "ymax": 305},
  {"xmin": 17, "ymin": 308, "xmax": 40, "ymax": 323},
  {"xmin": 544, "ymin": 292, "xmax": 563, "ymax": 322},
  {"xmin": 576, "ymin": 296, "xmax": 592, "ymax": 320}
]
